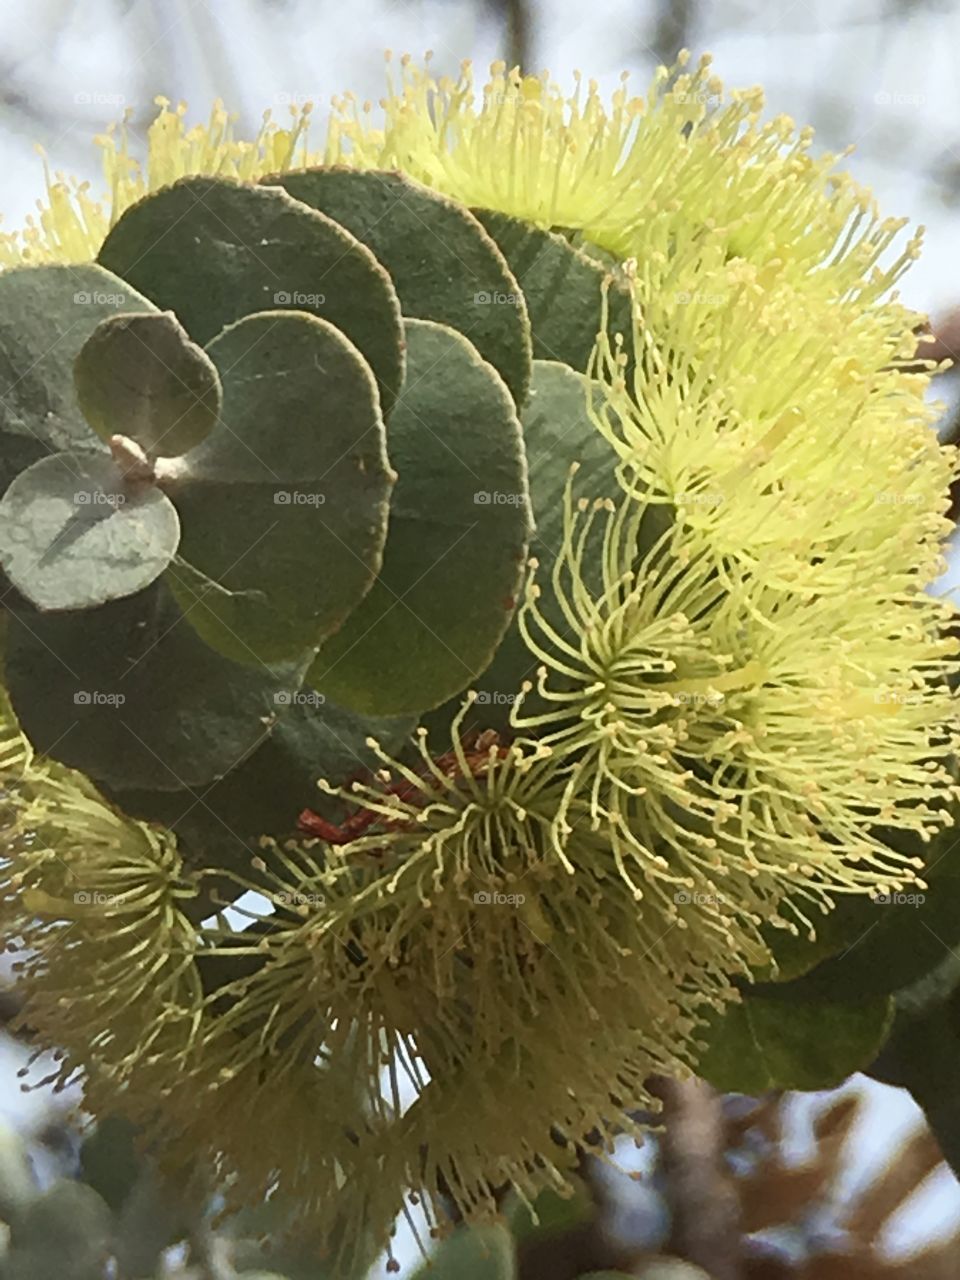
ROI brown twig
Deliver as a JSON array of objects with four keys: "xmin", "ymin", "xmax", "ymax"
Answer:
[
  {"xmin": 648, "ymin": 0, "xmax": 698, "ymax": 66},
  {"xmin": 909, "ymin": 311, "xmax": 960, "ymax": 520},
  {"xmin": 650, "ymin": 1076, "xmax": 742, "ymax": 1280},
  {"xmin": 502, "ymin": 0, "xmax": 532, "ymax": 74}
]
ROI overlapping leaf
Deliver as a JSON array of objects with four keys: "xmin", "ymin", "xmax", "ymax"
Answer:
[
  {"xmin": 167, "ymin": 310, "xmax": 393, "ymax": 664},
  {"xmin": 115, "ymin": 695, "xmax": 415, "ymax": 882},
  {"xmin": 411, "ymin": 1225, "xmax": 516, "ymax": 1280},
  {"xmin": 0, "ymin": 451, "xmax": 180, "ymax": 611},
  {"xmin": 0, "ymin": 264, "xmax": 157, "ymax": 492},
  {"xmin": 74, "ymin": 310, "xmax": 222, "ymax": 457},
  {"xmin": 474, "ymin": 210, "xmax": 633, "ymax": 370},
  {"xmin": 98, "ymin": 175, "xmax": 405, "ymax": 412},
  {"xmin": 310, "ymin": 318, "xmax": 530, "ymax": 716},
  {"xmin": 268, "ymin": 168, "xmax": 532, "ymax": 405},
  {"xmin": 4, "ymin": 581, "xmax": 309, "ymax": 791},
  {"xmin": 697, "ymin": 988, "xmax": 894, "ymax": 1094},
  {"xmin": 430, "ymin": 358, "xmax": 626, "ymax": 740}
]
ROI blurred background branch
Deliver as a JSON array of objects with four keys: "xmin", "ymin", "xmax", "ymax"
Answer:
[
  {"xmin": 648, "ymin": 0, "xmax": 698, "ymax": 66},
  {"xmin": 497, "ymin": 0, "xmax": 531, "ymax": 71}
]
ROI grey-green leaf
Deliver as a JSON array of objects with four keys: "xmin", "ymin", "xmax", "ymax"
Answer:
[
  {"xmin": 697, "ymin": 989, "xmax": 895, "ymax": 1094},
  {"xmin": 79, "ymin": 1116, "xmax": 141, "ymax": 1214},
  {"xmin": 268, "ymin": 167, "xmax": 532, "ymax": 405},
  {"xmin": 412, "ymin": 1225, "xmax": 516, "ymax": 1280},
  {"xmin": 97, "ymin": 175, "xmax": 405, "ymax": 412},
  {"xmin": 0, "ymin": 451, "xmax": 179, "ymax": 611},
  {"xmin": 0, "ymin": 263, "xmax": 157, "ymax": 492},
  {"xmin": 868, "ymin": 954, "xmax": 960, "ymax": 1178},
  {"xmin": 74, "ymin": 310, "xmax": 222, "ymax": 457},
  {"xmin": 432, "ymin": 359, "xmax": 621, "ymax": 740},
  {"xmin": 310, "ymin": 318, "xmax": 530, "ymax": 716},
  {"xmin": 474, "ymin": 210, "xmax": 633, "ymax": 371},
  {"xmin": 761, "ymin": 816, "xmax": 960, "ymax": 995},
  {"xmin": 115, "ymin": 695, "xmax": 415, "ymax": 883},
  {"xmin": 5, "ymin": 581, "xmax": 310, "ymax": 791},
  {"xmin": 7, "ymin": 1181, "xmax": 113, "ymax": 1280},
  {"xmin": 167, "ymin": 310, "xmax": 393, "ymax": 664}
]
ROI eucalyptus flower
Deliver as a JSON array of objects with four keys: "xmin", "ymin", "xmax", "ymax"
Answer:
[
  {"xmin": 0, "ymin": 46, "xmax": 957, "ymax": 1270},
  {"xmin": 145, "ymin": 710, "xmax": 729, "ymax": 1249},
  {"xmin": 517, "ymin": 471, "xmax": 956, "ymax": 936},
  {"xmin": 0, "ymin": 693, "xmax": 202, "ymax": 1103}
]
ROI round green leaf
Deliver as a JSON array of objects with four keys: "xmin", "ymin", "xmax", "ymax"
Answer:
[
  {"xmin": 268, "ymin": 168, "xmax": 532, "ymax": 406},
  {"xmin": 115, "ymin": 695, "xmax": 415, "ymax": 881},
  {"xmin": 412, "ymin": 1225, "xmax": 515, "ymax": 1280},
  {"xmin": 310, "ymin": 318, "xmax": 530, "ymax": 716},
  {"xmin": 79, "ymin": 1117, "xmax": 141, "ymax": 1214},
  {"xmin": 428, "ymin": 359, "xmax": 622, "ymax": 741},
  {"xmin": 868, "ymin": 956, "xmax": 960, "ymax": 1177},
  {"xmin": 74, "ymin": 310, "xmax": 221, "ymax": 457},
  {"xmin": 0, "ymin": 451, "xmax": 179, "ymax": 611},
  {"xmin": 9, "ymin": 1180, "xmax": 112, "ymax": 1262},
  {"xmin": 0, "ymin": 263, "xmax": 158, "ymax": 492},
  {"xmin": 97, "ymin": 175, "xmax": 405, "ymax": 412},
  {"xmin": 519, "ymin": 360, "xmax": 634, "ymax": 568},
  {"xmin": 166, "ymin": 310, "xmax": 393, "ymax": 664},
  {"xmin": 474, "ymin": 210, "xmax": 633, "ymax": 371},
  {"xmin": 759, "ymin": 814, "xmax": 959, "ymax": 989},
  {"xmin": 696, "ymin": 989, "xmax": 894, "ymax": 1094},
  {"xmin": 508, "ymin": 1184, "xmax": 593, "ymax": 1246},
  {"xmin": 4, "ymin": 581, "xmax": 311, "ymax": 791}
]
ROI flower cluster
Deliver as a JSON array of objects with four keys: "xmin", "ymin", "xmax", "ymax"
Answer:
[
  {"xmin": 0, "ymin": 50, "xmax": 958, "ymax": 1265},
  {"xmin": 0, "ymin": 690, "xmax": 201, "ymax": 1102}
]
